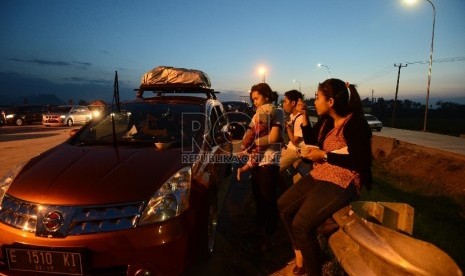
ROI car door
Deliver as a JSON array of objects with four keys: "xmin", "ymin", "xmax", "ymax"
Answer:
[
  {"xmin": 191, "ymin": 101, "xmax": 231, "ymax": 188},
  {"xmin": 74, "ymin": 106, "xmax": 86, "ymax": 124},
  {"xmin": 205, "ymin": 102, "xmax": 231, "ymax": 185}
]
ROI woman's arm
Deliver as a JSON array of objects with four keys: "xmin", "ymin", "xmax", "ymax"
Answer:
[
  {"xmin": 254, "ymin": 125, "xmax": 281, "ymax": 147},
  {"xmin": 285, "ymin": 122, "xmax": 303, "ymax": 146},
  {"xmin": 327, "ymin": 115, "xmax": 372, "ymax": 171}
]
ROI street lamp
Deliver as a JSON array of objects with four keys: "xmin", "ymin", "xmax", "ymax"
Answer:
[
  {"xmin": 293, "ymin": 79, "xmax": 301, "ymax": 92},
  {"xmin": 258, "ymin": 67, "xmax": 266, "ymax": 83},
  {"xmin": 317, "ymin": 63, "xmax": 331, "ymax": 78},
  {"xmin": 404, "ymin": 0, "xmax": 436, "ymax": 131}
]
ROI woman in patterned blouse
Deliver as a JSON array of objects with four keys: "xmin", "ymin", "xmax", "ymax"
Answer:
[{"xmin": 277, "ymin": 78, "xmax": 372, "ymax": 275}]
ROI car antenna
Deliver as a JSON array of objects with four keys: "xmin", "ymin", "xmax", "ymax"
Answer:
[{"xmin": 111, "ymin": 71, "xmax": 120, "ymax": 150}]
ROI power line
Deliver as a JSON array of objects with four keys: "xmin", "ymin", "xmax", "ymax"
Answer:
[
  {"xmin": 357, "ymin": 65, "xmax": 397, "ymax": 84},
  {"xmin": 406, "ymin": 56, "xmax": 465, "ymax": 65},
  {"xmin": 356, "ymin": 56, "xmax": 465, "ymax": 85}
]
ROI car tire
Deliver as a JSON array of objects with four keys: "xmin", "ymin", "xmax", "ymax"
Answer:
[
  {"xmin": 67, "ymin": 119, "xmax": 73, "ymax": 127},
  {"xmin": 15, "ymin": 118, "xmax": 24, "ymax": 126},
  {"xmin": 377, "ymin": 128, "xmax": 382, "ymax": 132}
]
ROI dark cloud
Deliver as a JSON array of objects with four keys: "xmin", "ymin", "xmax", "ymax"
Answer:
[
  {"xmin": 8, "ymin": 58, "xmax": 92, "ymax": 69},
  {"xmin": 64, "ymin": 76, "xmax": 112, "ymax": 85},
  {"xmin": 0, "ymin": 71, "xmax": 134, "ymax": 104},
  {"xmin": 73, "ymin": 61, "xmax": 92, "ymax": 67}
]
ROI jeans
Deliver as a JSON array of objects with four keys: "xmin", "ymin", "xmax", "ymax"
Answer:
[
  {"xmin": 277, "ymin": 175, "xmax": 358, "ymax": 275},
  {"xmin": 250, "ymin": 165, "xmax": 280, "ymax": 235}
]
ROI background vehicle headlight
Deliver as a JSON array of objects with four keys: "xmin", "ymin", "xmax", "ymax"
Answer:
[
  {"xmin": 5, "ymin": 114, "xmax": 14, "ymax": 119},
  {"xmin": 0, "ymin": 163, "xmax": 26, "ymax": 204},
  {"xmin": 138, "ymin": 167, "xmax": 191, "ymax": 225},
  {"xmin": 60, "ymin": 115, "xmax": 66, "ymax": 119}
]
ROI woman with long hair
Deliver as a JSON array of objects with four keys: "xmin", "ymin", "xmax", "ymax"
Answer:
[
  {"xmin": 278, "ymin": 78, "xmax": 372, "ymax": 275},
  {"xmin": 239, "ymin": 82, "xmax": 284, "ymax": 250}
]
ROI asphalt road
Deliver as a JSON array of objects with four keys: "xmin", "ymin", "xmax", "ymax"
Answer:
[{"xmin": 374, "ymin": 127, "xmax": 465, "ymax": 158}]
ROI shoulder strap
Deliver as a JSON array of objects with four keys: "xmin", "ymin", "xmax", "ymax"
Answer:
[{"xmin": 291, "ymin": 113, "xmax": 302, "ymax": 126}]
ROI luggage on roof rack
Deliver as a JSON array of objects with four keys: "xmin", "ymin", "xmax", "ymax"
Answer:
[{"xmin": 136, "ymin": 66, "xmax": 217, "ymax": 99}]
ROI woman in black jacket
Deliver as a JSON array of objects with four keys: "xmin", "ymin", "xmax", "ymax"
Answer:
[{"xmin": 277, "ymin": 78, "xmax": 372, "ymax": 275}]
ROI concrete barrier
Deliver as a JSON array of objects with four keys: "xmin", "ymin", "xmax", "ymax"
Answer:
[
  {"xmin": 371, "ymin": 135, "xmax": 397, "ymax": 160},
  {"xmin": 329, "ymin": 203, "xmax": 463, "ymax": 276}
]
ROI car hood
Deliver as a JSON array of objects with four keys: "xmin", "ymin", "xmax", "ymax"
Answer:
[{"xmin": 7, "ymin": 143, "xmax": 185, "ymax": 205}]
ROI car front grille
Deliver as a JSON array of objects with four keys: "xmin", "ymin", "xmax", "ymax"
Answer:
[{"xmin": 0, "ymin": 194, "xmax": 145, "ymax": 237}]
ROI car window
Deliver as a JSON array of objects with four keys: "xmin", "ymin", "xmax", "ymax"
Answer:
[
  {"xmin": 365, "ymin": 115, "xmax": 377, "ymax": 120},
  {"xmin": 50, "ymin": 106, "xmax": 73, "ymax": 113},
  {"xmin": 208, "ymin": 105, "xmax": 225, "ymax": 134},
  {"xmin": 76, "ymin": 101, "xmax": 204, "ymax": 147}
]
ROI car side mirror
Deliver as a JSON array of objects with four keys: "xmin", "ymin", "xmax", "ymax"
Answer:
[
  {"xmin": 69, "ymin": 129, "xmax": 79, "ymax": 137},
  {"xmin": 214, "ymin": 128, "xmax": 231, "ymax": 145}
]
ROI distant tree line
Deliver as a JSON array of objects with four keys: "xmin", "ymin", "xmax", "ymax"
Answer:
[{"xmin": 301, "ymin": 97, "xmax": 465, "ymax": 136}]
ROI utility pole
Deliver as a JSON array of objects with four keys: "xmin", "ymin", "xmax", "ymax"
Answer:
[
  {"xmin": 371, "ymin": 89, "xmax": 374, "ymax": 104},
  {"xmin": 391, "ymin": 63, "xmax": 407, "ymax": 127}
]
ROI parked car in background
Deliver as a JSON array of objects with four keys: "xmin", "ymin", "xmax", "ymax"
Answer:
[
  {"xmin": 0, "ymin": 66, "xmax": 232, "ymax": 275},
  {"xmin": 307, "ymin": 106, "xmax": 318, "ymax": 126},
  {"xmin": 0, "ymin": 110, "xmax": 5, "ymax": 128},
  {"xmin": 3, "ymin": 105, "xmax": 46, "ymax": 126},
  {"xmin": 364, "ymin": 113, "xmax": 383, "ymax": 132},
  {"xmin": 42, "ymin": 105, "xmax": 92, "ymax": 127},
  {"xmin": 223, "ymin": 101, "xmax": 253, "ymax": 139}
]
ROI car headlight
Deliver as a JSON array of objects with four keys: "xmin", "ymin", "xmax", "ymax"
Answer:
[
  {"xmin": 5, "ymin": 114, "xmax": 14, "ymax": 119},
  {"xmin": 60, "ymin": 115, "xmax": 66, "ymax": 119},
  {"xmin": 0, "ymin": 162, "xmax": 26, "ymax": 204},
  {"xmin": 138, "ymin": 167, "xmax": 191, "ymax": 225}
]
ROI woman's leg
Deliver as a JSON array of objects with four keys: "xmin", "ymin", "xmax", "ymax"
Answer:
[
  {"xmin": 277, "ymin": 175, "xmax": 315, "ymax": 248},
  {"xmin": 277, "ymin": 175, "xmax": 316, "ymax": 270},
  {"xmin": 293, "ymin": 182, "xmax": 358, "ymax": 275},
  {"xmin": 250, "ymin": 165, "xmax": 280, "ymax": 235}
]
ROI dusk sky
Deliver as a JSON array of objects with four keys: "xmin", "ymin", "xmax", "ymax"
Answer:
[{"xmin": 1, "ymin": 0, "xmax": 464, "ymax": 104}]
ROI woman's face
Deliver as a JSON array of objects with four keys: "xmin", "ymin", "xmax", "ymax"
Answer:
[
  {"xmin": 282, "ymin": 96, "xmax": 295, "ymax": 114},
  {"xmin": 251, "ymin": 91, "xmax": 268, "ymax": 107},
  {"xmin": 314, "ymin": 90, "xmax": 332, "ymax": 116}
]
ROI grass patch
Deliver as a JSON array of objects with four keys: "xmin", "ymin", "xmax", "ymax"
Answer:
[{"xmin": 360, "ymin": 174, "xmax": 465, "ymax": 271}]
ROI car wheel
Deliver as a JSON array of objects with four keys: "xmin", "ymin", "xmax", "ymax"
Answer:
[
  {"xmin": 67, "ymin": 119, "xmax": 73, "ymax": 127},
  {"xmin": 377, "ymin": 128, "xmax": 382, "ymax": 132},
  {"xmin": 15, "ymin": 118, "xmax": 23, "ymax": 126}
]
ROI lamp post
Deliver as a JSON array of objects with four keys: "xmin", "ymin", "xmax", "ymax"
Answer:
[
  {"xmin": 405, "ymin": 0, "xmax": 436, "ymax": 131},
  {"xmin": 317, "ymin": 63, "xmax": 331, "ymax": 78},
  {"xmin": 293, "ymin": 79, "xmax": 301, "ymax": 92},
  {"xmin": 258, "ymin": 67, "xmax": 266, "ymax": 83}
]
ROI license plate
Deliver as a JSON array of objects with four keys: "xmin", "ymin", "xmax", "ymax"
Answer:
[{"xmin": 4, "ymin": 247, "xmax": 84, "ymax": 275}]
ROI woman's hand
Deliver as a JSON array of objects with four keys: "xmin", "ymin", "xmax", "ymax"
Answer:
[
  {"xmin": 296, "ymin": 99, "xmax": 311, "ymax": 127},
  {"xmin": 302, "ymin": 147, "xmax": 326, "ymax": 163},
  {"xmin": 296, "ymin": 99, "xmax": 307, "ymax": 116}
]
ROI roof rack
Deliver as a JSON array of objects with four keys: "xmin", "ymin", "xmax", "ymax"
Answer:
[{"xmin": 135, "ymin": 84, "xmax": 218, "ymax": 99}]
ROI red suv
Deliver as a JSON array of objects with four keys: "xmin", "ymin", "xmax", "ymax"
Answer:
[{"xmin": 0, "ymin": 67, "xmax": 232, "ymax": 275}]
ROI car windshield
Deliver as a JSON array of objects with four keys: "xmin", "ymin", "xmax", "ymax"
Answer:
[
  {"xmin": 365, "ymin": 115, "xmax": 378, "ymax": 121},
  {"xmin": 74, "ymin": 101, "xmax": 205, "ymax": 147},
  {"xmin": 224, "ymin": 102, "xmax": 250, "ymax": 113},
  {"xmin": 50, "ymin": 106, "xmax": 73, "ymax": 113}
]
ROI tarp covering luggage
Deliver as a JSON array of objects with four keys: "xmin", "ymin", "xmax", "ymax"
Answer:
[{"xmin": 141, "ymin": 66, "xmax": 211, "ymax": 88}]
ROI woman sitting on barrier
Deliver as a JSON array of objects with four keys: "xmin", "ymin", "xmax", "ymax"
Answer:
[{"xmin": 277, "ymin": 78, "xmax": 373, "ymax": 275}]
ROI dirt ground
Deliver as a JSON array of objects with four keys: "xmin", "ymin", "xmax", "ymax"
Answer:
[{"xmin": 374, "ymin": 142, "xmax": 465, "ymax": 215}]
